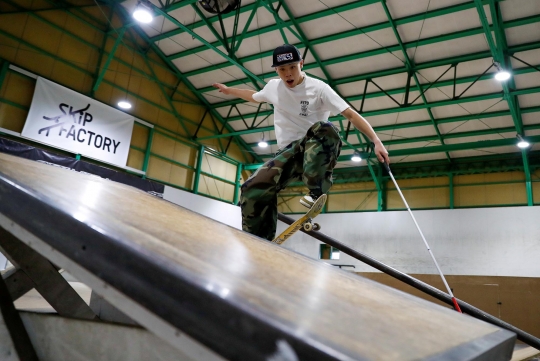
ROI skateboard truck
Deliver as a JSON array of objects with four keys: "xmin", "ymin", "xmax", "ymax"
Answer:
[{"xmin": 303, "ymin": 219, "xmax": 320, "ymax": 232}]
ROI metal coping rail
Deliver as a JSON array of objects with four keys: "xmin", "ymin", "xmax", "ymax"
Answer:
[{"xmin": 277, "ymin": 212, "xmax": 540, "ymax": 349}]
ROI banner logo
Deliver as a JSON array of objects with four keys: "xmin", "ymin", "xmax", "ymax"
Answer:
[
  {"xmin": 22, "ymin": 77, "xmax": 134, "ymax": 167},
  {"xmin": 39, "ymin": 103, "xmax": 121, "ymax": 154}
]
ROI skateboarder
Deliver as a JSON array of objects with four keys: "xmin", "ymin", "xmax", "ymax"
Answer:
[{"xmin": 213, "ymin": 44, "xmax": 389, "ymax": 241}]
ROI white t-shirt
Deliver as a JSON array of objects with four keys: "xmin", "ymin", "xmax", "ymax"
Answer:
[{"xmin": 252, "ymin": 74, "xmax": 349, "ymax": 149}]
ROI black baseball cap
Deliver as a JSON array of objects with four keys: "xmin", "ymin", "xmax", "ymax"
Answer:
[{"xmin": 271, "ymin": 44, "xmax": 302, "ymax": 67}]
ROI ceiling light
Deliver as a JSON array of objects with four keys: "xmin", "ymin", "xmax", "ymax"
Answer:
[
  {"xmin": 495, "ymin": 70, "xmax": 511, "ymax": 81},
  {"xmin": 493, "ymin": 61, "xmax": 511, "ymax": 81},
  {"xmin": 351, "ymin": 152, "xmax": 362, "ymax": 162},
  {"xmin": 133, "ymin": 2, "xmax": 153, "ymax": 23},
  {"xmin": 517, "ymin": 134, "xmax": 530, "ymax": 149},
  {"xmin": 118, "ymin": 100, "xmax": 132, "ymax": 109},
  {"xmin": 258, "ymin": 141, "xmax": 268, "ymax": 148}
]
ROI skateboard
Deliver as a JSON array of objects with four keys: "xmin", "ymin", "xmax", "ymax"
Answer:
[{"xmin": 272, "ymin": 194, "xmax": 327, "ymax": 245}]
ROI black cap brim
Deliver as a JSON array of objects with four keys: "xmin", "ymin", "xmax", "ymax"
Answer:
[{"xmin": 271, "ymin": 60, "xmax": 301, "ymax": 68}]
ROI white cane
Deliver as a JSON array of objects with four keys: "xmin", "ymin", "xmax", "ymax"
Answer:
[{"xmin": 383, "ymin": 161, "xmax": 462, "ymax": 313}]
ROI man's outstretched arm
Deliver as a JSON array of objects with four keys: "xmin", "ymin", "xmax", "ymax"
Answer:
[
  {"xmin": 212, "ymin": 83, "xmax": 260, "ymax": 103},
  {"xmin": 341, "ymin": 107, "xmax": 390, "ymax": 164}
]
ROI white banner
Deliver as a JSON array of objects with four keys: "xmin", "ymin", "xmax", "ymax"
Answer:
[{"xmin": 22, "ymin": 77, "xmax": 134, "ymax": 168}]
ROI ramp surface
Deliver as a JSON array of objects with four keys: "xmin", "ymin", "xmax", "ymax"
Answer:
[{"xmin": 0, "ymin": 152, "xmax": 515, "ymax": 360}]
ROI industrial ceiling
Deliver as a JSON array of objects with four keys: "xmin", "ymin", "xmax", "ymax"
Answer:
[{"xmin": 7, "ymin": 0, "xmax": 540, "ymax": 187}]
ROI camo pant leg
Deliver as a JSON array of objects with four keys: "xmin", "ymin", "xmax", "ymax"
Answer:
[
  {"xmin": 302, "ymin": 121, "xmax": 342, "ymax": 197},
  {"xmin": 240, "ymin": 141, "xmax": 303, "ymax": 241},
  {"xmin": 241, "ymin": 121, "xmax": 341, "ymax": 241}
]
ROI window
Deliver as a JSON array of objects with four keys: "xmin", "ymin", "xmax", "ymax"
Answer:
[{"xmin": 319, "ymin": 244, "xmax": 340, "ymax": 260}]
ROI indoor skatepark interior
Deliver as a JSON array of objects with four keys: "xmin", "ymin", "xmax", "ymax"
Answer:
[{"xmin": 0, "ymin": 0, "xmax": 539, "ymax": 360}]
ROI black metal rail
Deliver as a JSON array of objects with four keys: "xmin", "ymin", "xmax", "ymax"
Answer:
[{"xmin": 277, "ymin": 213, "xmax": 540, "ymax": 349}]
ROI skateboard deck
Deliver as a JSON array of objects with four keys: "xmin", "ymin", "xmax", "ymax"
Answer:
[{"xmin": 272, "ymin": 194, "xmax": 327, "ymax": 245}]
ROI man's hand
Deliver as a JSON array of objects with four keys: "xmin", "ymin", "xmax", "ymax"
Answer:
[
  {"xmin": 373, "ymin": 139, "xmax": 390, "ymax": 165},
  {"xmin": 212, "ymin": 83, "xmax": 231, "ymax": 95}
]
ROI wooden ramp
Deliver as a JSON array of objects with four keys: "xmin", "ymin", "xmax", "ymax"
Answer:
[{"xmin": 0, "ymin": 152, "xmax": 515, "ymax": 360}]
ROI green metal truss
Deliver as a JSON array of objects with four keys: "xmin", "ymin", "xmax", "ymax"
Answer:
[
  {"xmin": 14, "ymin": 0, "xmax": 539, "ymax": 197},
  {"xmin": 160, "ymin": 0, "xmax": 538, "ymax": 185},
  {"xmin": 473, "ymin": 0, "xmax": 533, "ymax": 204}
]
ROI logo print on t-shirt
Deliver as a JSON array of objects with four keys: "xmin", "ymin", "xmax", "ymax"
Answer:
[{"xmin": 300, "ymin": 100, "xmax": 309, "ymax": 116}]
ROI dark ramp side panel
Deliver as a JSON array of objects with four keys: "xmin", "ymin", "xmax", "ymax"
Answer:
[{"xmin": 0, "ymin": 153, "xmax": 514, "ymax": 360}]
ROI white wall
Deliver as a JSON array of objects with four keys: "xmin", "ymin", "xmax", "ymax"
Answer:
[
  {"xmin": 164, "ymin": 186, "xmax": 540, "ymax": 278},
  {"xmin": 279, "ymin": 207, "xmax": 540, "ymax": 278},
  {"xmin": 163, "ymin": 186, "xmax": 241, "ymax": 229}
]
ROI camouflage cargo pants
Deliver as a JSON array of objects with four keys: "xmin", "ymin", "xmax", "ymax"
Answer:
[{"xmin": 240, "ymin": 121, "xmax": 342, "ymax": 241}]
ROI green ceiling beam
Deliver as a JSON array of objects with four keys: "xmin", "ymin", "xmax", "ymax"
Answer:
[
  {"xmin": 368, "ymin": 135, "xmax": 540, "ymax": 158},
  {"xmin": 92, "ymin": 26, "xmax": 126, "ymax": 93},
  {"xmin": 255, "ymin": 123, "xmax": 540, "ymax": 158},
  {"xmin": 192, "ymin": 15, "xmax": 540, "ymax": 96},
  {"xmin": 246, "ymin": 106, "xmax": 540, "ymax": 149},
  {"xmin": 153, "ymin": 0, "xmax": 377, "ymax": 44},
  {"xmin": 374, "ymin": 105, "xmax": 540, "ymax": 132},
  {"xmin": 197, "ymin": 126, "xmax": 275, "ymax": 141},
  {"xmin": 152, "ymin": 0, "xmax": 274, "ymax": 41},
  {"xmin": 493, "ymin": 2, "xmax": 532, "ymax": 207},
  {"xmin": 209, "ymin": 97, "xmax": 540, "ymax": 146},
  {"xmin": 139, "ymin": 42, "xmax": 191, "ymax": 137},
  {"xmin": 372, "ymin": 123, "xmax": 540, "ymax": 147},
  {"xmin": 179, "ymin": 9, "xmax": 539, "ymax": 81},
  {"xmin": 221, "ymin": 84, "xmax": 540, "ymax": 124},
  {"xmin": 474, "ymin": 0, "xmax": 522, "ymax": 131},
  {"xmin": 149, "ymin": 5, "xmax": 265, "ymax": 86},
  {"xmin": 161, "ymin": 0, "xmax": 198, "ymax": 12},
  {"xmin": 199, "ymin": 39, "xmax": 540, "ymax": 95},
  {"xmin": 327, "ymin": 150, "xmax": 540, "ymax": 177},
  {"xmin": 110, "ymin": 2, "xmax": 262, "ymax": 163},
  {"xmin": 163, "ymin": 0, "xmax": 491, "ymax": 62},
  {"xmin": 181, "ymin": 25, "xmax": 480, "ymax": 77},
  {"xmin": 218, "ymin": 101, "xmax": 540, "ymax": 150},
  {"xmin": 233, "ymin": 0, "xmax": 261, "ymax": 53},
  {"xmin": 381, "ymin": 0, "xmax": 451, "ymax": 162},
  {"xmin": 204, "ymin": 52, "xmax": 540, "ymax": 108},
  {"xmin": 190, "ymin": 3, "xmax": 229, "ymax": 50},
  {"xmin": 91, "ymin": 5, "xmax": 114, "ymax": 98},
  {"xmin": 261, "ymin": 1, "xmax": 294, "ymax": 43},
  {"xmin": 475, "ymin": 0, "xmax": 531, "ymax": 205},
  {"xmin": 246, "ymin": 145, "xmax": 540, "ymax": 177},
  {"xmin": 29, "ymin": 0, "xmax": 198, "ymax": 102}
]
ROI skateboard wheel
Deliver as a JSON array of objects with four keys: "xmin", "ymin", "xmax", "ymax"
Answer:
[
  {"xmin": 313, "ymin": 223, "xmax": 320, "ymax": 231},
  {"xmin": 303, "ymin": 222, "xmax": 313, "ymax": 232}
]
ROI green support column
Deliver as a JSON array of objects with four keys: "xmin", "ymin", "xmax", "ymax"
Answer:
[
  {"xmin": 193, "ymin": 145, "xmax": 204, "ymax": 194},
  {"xmin": 522, "ymin": 150, "xmax": 533, "ymax": 206},
  {"xmin": 0, "ymin": 61, "xmax": 9, "ymax": 90},
  {"xmin": 449, "ymin": 173, "xmax": 454, "ymax": 209},
  {"xmin": 142, "ymin": 127, "xmax": 154, "ymax": 179},
  {"xmin": 476, "ymin": 0, "xmax": 531, "ymax": 204},
  {"xmin": 233, "ymin": 163, "xmax": 243, "ymax": 205},
  {"xmin": 92, "ymin": 27, "xmax": 126, "ymax": 93},
  {"xmin": 377, "ymin": 164, "xmax": 386, "ymax": 212}
]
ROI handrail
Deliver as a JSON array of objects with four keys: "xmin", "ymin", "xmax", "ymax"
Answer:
[{"xmin": 277, "ymin": 212, "xmax": 540, "ymax": 349}]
